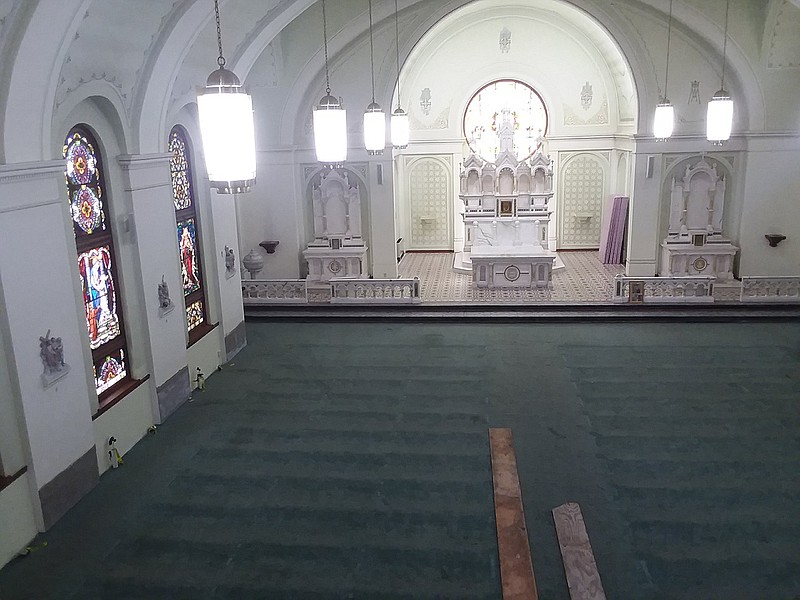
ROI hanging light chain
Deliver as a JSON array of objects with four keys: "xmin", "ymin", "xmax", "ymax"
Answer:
[
  {"xmin": 214, "ymin": 0, "xmax": 225, "ymax": 67},
  {"xmin": 663, "ymin": 0, "xmax": 673, "ymax": 100},
  {"xmin": 720, "ymin": 0, "xmax": 729, "ymax": 90},
  {"xmin": 394, "ymin": 0, "xmax": 401, "ymax": 110},
  {"xmin": 322, "ymin": 0, "xmax": 331, "ymax": 95},
  {"xmin": 368, "ymin": 0, "xmax": 376, "ymax": 103}
]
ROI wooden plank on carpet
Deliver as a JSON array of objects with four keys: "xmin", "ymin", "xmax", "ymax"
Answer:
[
  {"xmin": 552, "ymin": 502, "xmax": 607, "ymax": 600},
  {"xmin": 489, "ymin": 428, "xmax": 538, "ymax": 600}
]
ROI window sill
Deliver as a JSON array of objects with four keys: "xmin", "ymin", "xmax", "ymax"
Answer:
[
  {"xmin": 0, "ymin": 466, "xmax": 27, "ymax": 494},
  {"xmin": 187, "ymin": 321, "xmax": 219, "ymax": 349},
  {"xmin": 92, "ymin": 374, "xmax": 150, "ymax": 421}
]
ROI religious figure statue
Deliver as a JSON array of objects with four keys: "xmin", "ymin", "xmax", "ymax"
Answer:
[
  {"xmin": 158, "ymin": 275, "xmax": 171, "ymax": 309},
  {"xmin": 39, "ymin": 330, "xmax": 65, "ymax": 374},
  {"xmin": 158, "ymin": 274, "xmax": 175, "ymax": 316},
  {"xmin": 224, "ymin": 246, "xmax": 236, "ymax": 278},
  {"xmin": 39, "ymin": 329, "xmax": 70, "ymax": 387}
]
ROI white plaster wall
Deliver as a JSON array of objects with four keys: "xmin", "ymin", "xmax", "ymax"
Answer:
[
  {"xmin": 0, "ymin": 166, "xmax": 95, "ymax": 490},
  {"xmin": 399, "ymin": 2, "xmax": 634, "ymax": 142},
  {"xmin": 738, "ymin": 144, "xmax": 800, "ymax": 275},
  {"xmin": 188, "ymin": 328, "xmax": 222, "ymax": 391},
  {"xmin": 0, "ymin": 313, "xmax": 26, "ymax": 476},
  {"xmin": 118, "ymin": 154, "xmax": 187, "ymax": 388},
  {"xmin": 0, "ymin": 474, "xmax": 37, "ymax": 567},
  {"xmin": 92, "ymin": 384, "xmax": 153, "ymax": 475},
  {"xmin": 211, "ymin": 192, "xmax": 245, "ymax": 337}
]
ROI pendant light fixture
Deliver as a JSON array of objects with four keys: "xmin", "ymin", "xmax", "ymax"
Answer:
[
  {"xmin": 313, "ymin": 0, "xmax": 347, "ymax": 167},
  {"xmin": 707, "ymin": 0, "xmax": 734, "ymax": 145},
  {"xmin": 390, "ymin": 0, "xmax": 409, "ymax": 149},
  {"xmin": 654, "ymin": 0, "xmax": 674, "ymax": 140},
  {"xmin": 197, "ymin": 0, "xmax": 256, "ymax": 194},
  {"xmin": 364, "ymin": 0, "xmax": 385, "ymax": 155}
]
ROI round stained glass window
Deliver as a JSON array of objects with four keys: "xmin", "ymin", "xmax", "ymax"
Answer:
[{"xmin": 463, "ymin": 79, "xmax": 548, "ymax": 163}]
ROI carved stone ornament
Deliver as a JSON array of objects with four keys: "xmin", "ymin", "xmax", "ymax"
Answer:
[
  {"xmin": 39, "ymin": 329, "xmax": 70, "ymax": 388},
  {"xmin": 688, "ymin": 80, "xmax": 701, "ymax": 104},
  {"xmin": 158, "ymin": 274, "xmax": 175, "ymax": 317},
  {"xmin": 419, "ymin": 88, "xmax": 432, "ymax": 116},
  {"xmin": 224, "ymin": 245, "xmax": 236, "ymax": 279},
  {"xmin": 499, "ymin": 27, "xmax": 511, "ymax": 53},
  {"xmin": 242, "ymin": 248, "xmax": 265, "ymax": 279},
  {"xmin": 580, "ymin": 82, "xmax": 593, "ymax": 110}
]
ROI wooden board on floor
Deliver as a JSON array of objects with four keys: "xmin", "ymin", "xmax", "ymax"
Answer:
[
  {"xmin": 489, "ymin": 428, "xmax": 539, "ymax": 600},
  {"xmin": 552, "ymin": 502, "xmax": 607, "ymax": 600}
]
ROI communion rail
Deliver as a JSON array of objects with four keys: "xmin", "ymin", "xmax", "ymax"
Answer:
[
  {"xmin": 242, "ymin": 279, "xmax": 308, "ymax": 304},
  {"xmin": 613, "ymin": 275, "xmax": 715, "ymax": 303},
  {"xmin": 740, "ymin": 276, "xmax": 800, "ymax": 303},
  {"xmin": 330, "ymin": 277, "xmax": 421, "ymax": 304}
]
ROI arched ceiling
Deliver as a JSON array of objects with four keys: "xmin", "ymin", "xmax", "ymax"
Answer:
[{"xmin": 0, "ymin": 0, "xmax": 783, "ymax": 160}]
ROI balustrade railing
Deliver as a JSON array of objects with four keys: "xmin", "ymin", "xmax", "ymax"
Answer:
[
  {"xmin": 740, "ymin": 276, "xmax": 800, "ymax": 303},
  {"xmin": 242, "ymin": 279, "xmax": 308, "ymax": 304},
  {"xmin": 613, "ymin": 275, "xmax": 715, "ymax": 303},
  {"xmin": 330, "ymin": 277, "xmax": 421, "ymax": 304}
]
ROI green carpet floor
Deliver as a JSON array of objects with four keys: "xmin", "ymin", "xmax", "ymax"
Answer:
[{"xmin": 1, "ymin": 321, "xmax": 799, "ymax": 599}]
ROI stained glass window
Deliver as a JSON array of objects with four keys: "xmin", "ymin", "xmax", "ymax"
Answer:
[
  {"xmin": 186, "ymin": 300, "xmax": 204, "ymax": 332},
  {"xmin": 94, "ymin": 349, "xmax": 128, "ymax": 394},
  {"xmin": 169, "ymin": 130, "xmax": 193, "ymax": 210},
  {"xmin": 463, "ymin": 79, "xmax": 548, "ymax": 163},
  {"xmin": 177, "ymin": 218, "xmax": 201, "ymax": 295},
  {"xmin": 170, "ymin": 126, "xmax": 208, "ymax": 341},
  {"xmin": 77, "ymin": 246, "xmax": 121, "ymax": 349},
  {"xmin": 65, "ymin": 125, "xmax": 130, "ymax": 400},
  {"xmin": 64, "ymin": 131, "xmax": 107, "ymax": 236}
]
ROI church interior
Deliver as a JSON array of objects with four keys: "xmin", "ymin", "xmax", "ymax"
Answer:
[{"xmin": 1, "ymin": 0, "xmax": 800, "ymax": 598}]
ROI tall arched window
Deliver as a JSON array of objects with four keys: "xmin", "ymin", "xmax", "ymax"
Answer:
[
  {"xmin": 64, "ymin": 126, "xmax": 130, "ymax": 398},
  {"xmin": 169, "ymin": 126, "xmax": 208, "ymax": 343}
]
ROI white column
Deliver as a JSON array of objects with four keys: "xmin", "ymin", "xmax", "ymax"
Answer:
[
  {"xmin": 0, "ymin": 161, "xmax": 97, "ymax": 530},
  {"xmin": 369, "ymin": 157, "xmax": 399, "ymax": 279},
  {"xmin": 626, "ymin": 151, "xmax": 662, "ymax": 276}
]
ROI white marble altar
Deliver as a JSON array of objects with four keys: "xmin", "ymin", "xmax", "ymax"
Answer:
[
  {"xmin": 457, "ymin": 110, "xmax": 556, "ymax": 288},
  {"xmin": 660, "ymin": 157, "xmax": 738, "ymax": 280},
  {"xmin": 303, "ymin": 169, "xmax": 368, "ymax": 285}
]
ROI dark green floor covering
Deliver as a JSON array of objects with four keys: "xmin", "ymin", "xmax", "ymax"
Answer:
[{"xmin": 1, "ymin": 321, "xmax": 799, "ymax": 599}]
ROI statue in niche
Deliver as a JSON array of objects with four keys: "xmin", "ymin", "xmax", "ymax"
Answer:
[
  {"xmin": 224, "ymin": 246, "xmax": 236, "ymax": 279},
  {"xmin": 39, "ymin": 329, "xmax": 70, "ymax": 387},
  {"xmin": 158, "ymin": 275, "xmax": 175, "ymax": 317}
]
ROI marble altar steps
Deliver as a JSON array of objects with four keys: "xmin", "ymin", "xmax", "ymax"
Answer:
[{"xmin": 566, "ymin": 342, "xmax": 800, "ymax": 599}]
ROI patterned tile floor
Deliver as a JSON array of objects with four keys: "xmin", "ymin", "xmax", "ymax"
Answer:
[
  {"xmin": 396, "ymin": 251, "xmax": 744, "ymax": 304},
  {"xmin": 398, "ymin": 251, "xmax": 625, "ymax": 303},
  {"xmin": 305, "ymin": 251, "xmax": 743, "ymax": 304}
]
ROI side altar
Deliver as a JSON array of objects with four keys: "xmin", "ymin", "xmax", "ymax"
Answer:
[
  {"xmin": 455, "ymin": 109, "xmax": 557, "ymax": 288},
  {"xmin": 660, "ymin": 157, "xmax": 738, "ymax": 280},
  {"xmin": 303, "ymin": 169, "xmax": 368, "ymax": 285}
]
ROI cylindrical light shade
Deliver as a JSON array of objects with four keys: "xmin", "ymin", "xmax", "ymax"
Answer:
[
  {"xmin": 314, "ymin": 94, "xmax": 347, "ymax": 166},
  {"xmin": 363, "ymin": 102, "xmax": 385, "ymax": 155},
  {"xmin": 653, "ymin": 101, "xmax": 674, "ymax": 140},
  {"xmin": 707, "ymin": 90, "xmax": 733, "ymax": 144},
  {"xmin": 197, "ymin": 68, "xmax": 256, "ymax": 194},
  {"xmin": 391, "ymin": 107, "xmax": 409, "ymax": 149}
]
